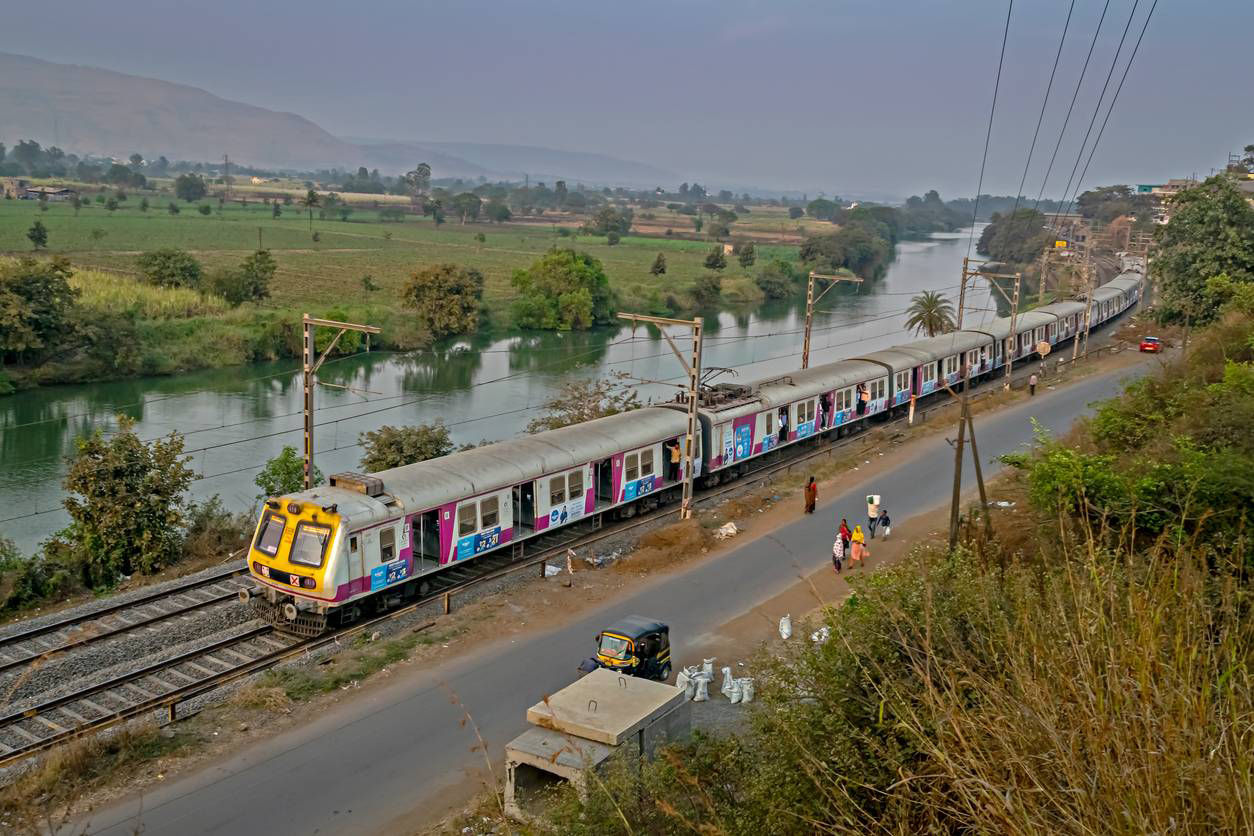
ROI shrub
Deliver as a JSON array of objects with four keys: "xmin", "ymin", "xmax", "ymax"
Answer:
[
  {"xmin": 755, "ymin": 259, "xmax": 796, "ymax": 299},
  {"xmin": 401, "ymin": 263, "xmax": 484, "ymax": 338},
  {"xmin": 693, "ymin": 273, "xmax": 722, "ymax": 306},
  {"xmin": 137, "ymin": 248, "xmax": 203, "ymax": 289},
  {"xmin": 510, "ymin": 249, "xmax": 616, "ymax": 331},
  {"xmin": 255, "ymin": 446, "xmax": 321, "ymax": 498},
  {"xmin": 359, "ymin": 423, "xmax": 455, "ymax": 472}
]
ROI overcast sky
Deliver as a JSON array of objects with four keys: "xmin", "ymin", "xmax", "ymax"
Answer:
[{"xmin": 8, "ymin": 0, "xmax": 1252, "ymax": 198}]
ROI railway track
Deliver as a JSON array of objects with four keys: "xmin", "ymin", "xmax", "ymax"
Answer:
[
  {"xmin": 0, "ymin": 562, "xmax": 248, "ymax": 676},
  {"xmin": 0, "ymin": 335, "xmax": 1135, "ymax": 769}
]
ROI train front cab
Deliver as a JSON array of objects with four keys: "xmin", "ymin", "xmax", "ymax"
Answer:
[{"xmin": 248, "ymin": 497, "xmax": 344, "ymax": 632}]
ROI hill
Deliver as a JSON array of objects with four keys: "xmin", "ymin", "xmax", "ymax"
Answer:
[{"xmin": 0, "ymin": 53, "xmax": 673, "ymax": 185}]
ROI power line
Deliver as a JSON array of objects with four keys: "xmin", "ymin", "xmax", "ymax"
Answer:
[
  {"xmin": 1031, "ymin": 0, "xmax": 1113, "ymax": 216},
  {"xmin": 965, "ymin": 0, "xmax": 1016, "ymax": 261}
]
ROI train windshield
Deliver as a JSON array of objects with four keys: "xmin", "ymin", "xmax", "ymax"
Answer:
[
  {"xmin": 254, "ymin": 513, "xmax": 285, "ymax": 556},
  {"xmin": 290, "ymin": 522, "xmax": 332, "ymax": 568},
  {"xmin": 599, "ymin": 634, "xmax": 632, "ymax": 661}
]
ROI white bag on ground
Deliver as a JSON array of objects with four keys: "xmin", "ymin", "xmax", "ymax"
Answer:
[
  {"xmin": 702, "ymin": 658, "xmax": 715, "ymax": 678},
  {"xmin": 810, "ymin": 626, "xmax": 831, "ymax": 644},
  {"xmin": 676, "ymin": 668, "xmax": 693, "ymax": 700},
  {"xmin": 692, "ymin": 673, "xmax": 711, "ymax": 702},
  {"xmin": 739, "ymin": 678, "xmax": 755, "ymax": 703},
  {"xmin": 779, "ymin": 614, "xmax": 792, "ymax": 640},
  {"xmin": 726, "ymin": 677, "xmax": 743, "ymax": 704},
  {"xmin": 720, "ymin": 666, "xmax": 734, "ymax": 699}
]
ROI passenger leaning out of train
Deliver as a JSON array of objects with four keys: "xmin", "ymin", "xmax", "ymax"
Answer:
[
  {"xmin": 668, "ymin": 441, "xmax": 681, "ymax": 481},
  {"xmin": 855, "ymin": 383, "xmax": 868, "ymax": 415}
]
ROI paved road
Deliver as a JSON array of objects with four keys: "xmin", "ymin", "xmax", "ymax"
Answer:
[{"xmin": 87, "ymin": 357, "xmax": 1153, "ymax": 836}]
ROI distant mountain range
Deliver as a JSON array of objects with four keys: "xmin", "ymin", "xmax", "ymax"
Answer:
[{"xmin": 0, "ymin": 53, "xmax": 675, "ymax": 186}]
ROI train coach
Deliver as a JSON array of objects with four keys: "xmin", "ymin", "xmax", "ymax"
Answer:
[
  {"xmin": 244, "ymin": 407, "xmax": 701, "ymax": 634},
  {"xmin": 245, "ymin": 270, "xmax": 1144, "ymax": 634}
]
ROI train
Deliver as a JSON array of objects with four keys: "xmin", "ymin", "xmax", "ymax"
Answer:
[{"xmin": 241, "ymin": 259, "xmax": 1145, "ymax": 635}]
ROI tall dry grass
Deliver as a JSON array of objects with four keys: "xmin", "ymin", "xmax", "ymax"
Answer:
[{"xmin": 0, "ymin": 257, "xmax": 228, "ymax": 319}]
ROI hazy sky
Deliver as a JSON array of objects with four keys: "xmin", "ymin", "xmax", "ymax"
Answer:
[{"xmin": 8, "ymin": 0, "xmax": 1252, "ymax": 198}]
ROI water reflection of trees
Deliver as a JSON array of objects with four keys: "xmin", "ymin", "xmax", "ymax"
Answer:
[
  {"xmin": 395, "ymin": 344, "xmax": 485, "ymax": 393},
  {"xmin": 505, "ymin": 327, "xmax": 616, "ymax": 376}
]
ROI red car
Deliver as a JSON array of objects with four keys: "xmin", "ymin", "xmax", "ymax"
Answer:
[{"xmin": 1139, "ymin": 336, "xmax": 1162, "ymax": 353}]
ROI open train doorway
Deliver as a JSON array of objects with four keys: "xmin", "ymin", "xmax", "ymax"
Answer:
[
  {"xmin": 416, "ymin": 510, "xmax": 440, "ymax": 573},
  {"xmin": 597, "ymin": 458, "xmax": 614, "ymax": 504},
  {"xmin": 513, "ymin": 482, "xmax": 535, "ymax": 534}
]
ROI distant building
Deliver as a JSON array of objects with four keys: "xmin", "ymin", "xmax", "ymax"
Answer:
[
  {"xmin": 1, "ymin": 177, "xmax": 29, "ymax": 199},
  {"xmin": 22, "ymin": 186, "xmax": 78, "ymax": 201},
  {"xmin": 251, "ymin": 176, "xmax": 266, "ymax": 184}
]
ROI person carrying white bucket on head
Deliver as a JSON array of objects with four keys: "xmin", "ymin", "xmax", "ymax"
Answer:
[{"xmin": 866, "ymin": 494, "xmax": 881, "ymax": 539}]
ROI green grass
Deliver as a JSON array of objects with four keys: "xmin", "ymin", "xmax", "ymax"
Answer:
[{"xmin": 0, "ymin": 199, "xmax": 798, "ymax": 320}]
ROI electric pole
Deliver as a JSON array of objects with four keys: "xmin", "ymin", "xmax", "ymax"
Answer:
[
  {"xmin": 802, "ymin": 271, "xmax": 863, "ymax": 368},
  {"xmin": 957, "ymin": 259, "xmax": 1021, "ymax": 385},
  {"xmin": 616, "ymin": 312, "xmax": 704, "ymax": 519},
  {"xmin": 302, "ymin": 314, "xmax": 381, "ymax": 489}
]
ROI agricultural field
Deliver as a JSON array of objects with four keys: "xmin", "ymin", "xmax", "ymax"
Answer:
[{"xmin": 0, "ymin": 197, "xmax": 799, "ymax": 319}]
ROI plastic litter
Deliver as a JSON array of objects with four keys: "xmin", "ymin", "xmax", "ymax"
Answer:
[
  {"xmin": 779, "ymin": 614, "xmax": 792, "ymax": 640},
  {"xmin": 543, "ymin": 564, "xmax": 561, "ymax": 577},
  {"xmin": 714, "ymin": 521, "xmax": 739, "ymax": 540},
  {"xmin": 738, "ymin": 678, "xmax": 755, "ymax": 703},
  {"xmin": 810, "ymin": 626, "xmax": 831, "ymax": 644}
]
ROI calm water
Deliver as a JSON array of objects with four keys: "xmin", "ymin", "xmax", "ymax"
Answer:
[{"xmin": 0, "ymin": 228, "xmax": 993, "ymax": 550}]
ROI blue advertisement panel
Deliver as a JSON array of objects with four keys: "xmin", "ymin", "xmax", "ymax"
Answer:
[
  {"xmin": 796, "ymin": 420, "xmax": 815, "ymax": 440},
  {"xmin": 370, "ymin": 558, "xmax": 409, "ymax": 591},
  {"xmin": 734, "ymin": 424, "xmax": 752, "ymax": 460},
  {"xmin": 623, "ymin": 475, "xmax": 657, "ymax": 501},
  {"xmin": 456, "ymin": 525, "xmax": 502, "ymax": 560}
]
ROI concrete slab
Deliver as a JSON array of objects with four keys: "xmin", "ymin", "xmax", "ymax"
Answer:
[
  {"xmin": 526, "ymin": 668, "xmax": 685, "ymax": 745},
  {"xmin": 506, "ymin": 726, "xmax": 614, "ymax": 778}
]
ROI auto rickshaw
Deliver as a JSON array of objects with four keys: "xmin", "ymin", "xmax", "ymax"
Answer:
[{"xmin": 579, "ymin": 616, "xmax": 671, "ymax": 681}]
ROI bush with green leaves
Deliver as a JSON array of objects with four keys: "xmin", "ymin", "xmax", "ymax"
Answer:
[
  {"xmin": 208, "ymin": 249, "xmax": 276, "ymax": 307},
  {"xmin": 359, "ymin": 422, "xmax": 455, "ymax": 472},
  {"xmin": 754, "ymin": 259, "xmax": 796, "ymax": 299},
  {"xmin": 136, "ymin": 248, "xmax": 203, "ymax": 289},
  {"xmin": 255, "ymin": 445, "xmax": 322, "ymax": 498},
  {"xmin": 401, "ymin": 263, "xmax": 485, "ymax": 338},
  {"xmin": 510, "ymin": 248, "xmax": 616, "ymax": 331},
  {"xmin": 693, "ymin": 273, "xmax": 722, "ymax": 307},
  {"xmin": 0, "ymin": 256, "xmax": 80, "ymax": 363}
]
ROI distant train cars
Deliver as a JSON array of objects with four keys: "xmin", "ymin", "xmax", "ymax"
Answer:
[{"xmin": 244, "ymin": 266, "xmax": 1145, "ymax": 634}]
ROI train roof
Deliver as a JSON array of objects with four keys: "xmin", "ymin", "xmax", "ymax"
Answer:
[
  {"xmin": 754, "ymin": 360, "xmax": 886, "ymax": 410},
  {"xmin": 1091, "ymin": 285, "xmax": 1125, "ymax": 303},
  {"xmin": 285, "ymin": 407, "xmax": 689, "ymax": 522},
  {"xmin": 1034, "ymin": 300, "xmax": 1086, "ymax": 318},
  {"xmin": 1105, "ymin": 276, "xmax": 1143, "ymax": 293},
  {"xmin": 854, "ymin": 346, "xmax": 934, "ymax": 373},
  {"xmin": 893, "ymin": 330, "xmax": 992, "ymax": 362},
  {"xmin": 975, "ymin": 310, "xmax": 1057, "ymax": 340}
]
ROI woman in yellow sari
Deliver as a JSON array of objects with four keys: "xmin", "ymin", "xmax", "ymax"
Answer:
[{"xmin": 850, "ymin": 524, "xmax": 866, "ymax": 567}]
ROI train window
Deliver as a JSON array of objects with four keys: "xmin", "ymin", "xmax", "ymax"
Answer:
[
  {"xmin": 568, "ymin": 470, "xmax": 584, "ymax": 499},
  {"xmin": 349, "ymin": 535, "xmax": 358, "ymax": 553},
  {"xmin": 380, "ymin": 527, "xmax": 396, "ymax": 562},
  {"xmin": 458, "ymin": 504, "xmax": 477, "ymax": 537},
  {"xmin": 801, "ymin": 400, "xmax": 815, "ymax": 423},
  {"xmin": 640, "ymin": 448, "xmax": 655, "ymax": 477},
  {"xmin": 871, "ymin": 379, "xmax": 886, "ymax": 400},
  {"xmin": 254, "ymin": 512, "xmax": 285, "ymax": 557},
  {"xmin": 765, "ymin": 412, "xmax": 774, "ymax": 434},
  {"xmin": 921, "ymin": 364, "xmax": 936, "ymax": 384},
  {"xmin": 289, "ymin": 522, "xmax": 331, "ymax": 568},
  {"xmin": 549, "ymin": 477, "xmax": 566, "ymax": 506},
  {"xmin": 625, "ymin": 453, "xmax": 639, "ymax": 483},
  {"xmin": 895, "ymin": 371, "xmax": 910, "ymax": 392},
  {"xmin": 480, "ymin": 496, "xmax": 499, "ymax": 529}
]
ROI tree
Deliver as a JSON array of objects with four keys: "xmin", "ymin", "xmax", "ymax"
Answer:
[
  {"xmin": 606, "ymin": 231, "xmax": 621, "ymax": 246},
  {"xmin": 62, "ymin": 416, "xmax": 193, "ymax": 587},
  {"xmin": 105, "ymin": 197, "xmax": 119, "ymax": 213},
  {"xmin": 0, "ymin": 257, "xmax": 79, "ymax": 362},
  {"xmin": 755, "ymin": 259, "xmax": 796, "ymax": 299},
  {"xmin": 137, "ymin": 248, "xmax": 203, "ymax": 288},
  {"xmin": 485, "ymin": 201, "xmax": 512, "ymax": 223},
  {"xmin": 905, "ymin": 290, "xmax": 956, "ymax": 337},
  {"xmin": 26, "ymin": 219, "xmax": 48, "ymax": 250},
  {"xmin": 210, "ymin": 250, "xmax": 276, "ymax": 306},
  {"xmin": 450, "ymin": 192, "xmax": 482, "ymax": 223},
  {"xmin": 976, "ymin": 208, "xmax": 1050, "ymax": 264},
  {"xmin": 300, "ymin": 189, "xmax": 320, "ymax": 231},
  {"xmin": 511, "ymin": 249, "xmax": 617, "ymax": 330},
  {"xmin": 254, "ymin": 445, "xmax": 320, "ymax": 498},
  {"xmin": 583, "ymin": 206, "xmax": 634, "ymax": 236},
  {"xmin": 704, "ymin": 246, "xmax": 727, "ymax": 271},
  {"xmin": 139, "ymin": 197, "xmax": 149, "ymax": 212},
  {"xmin": 129, "ymin": 153, "xmax": 144, "ymax": 169},
  {"xmin": 650, "ymin": 253, "xmax": 667, "ymax": 275},
  {"xmin": 555, "ymin": 180, "xmax": 568, "ymax": 207},
  {"xmin": 1151, "ymin": 176, "xmax": 1254, "ymax": 324},
  {"xmin": 338, "ymin": 206, "xmax": 353, "ymax": 222},
  {"xmin": 525, "ymin": 372, "xmax": 641, "ymax": 433},
  {"xmin": 738, "ymin": 242, "xmax": 757, "ymax": 268},
  {"xmin": 693, "ymin": 273, "xmax": 722, "ymax": 306},
  {"xmin": 174, "ymin": 173, "xmax": 207, "ymax": 202},
  {"xmin": 806, "ymin": 198, "xmax": 839, "ymax": 220},
  {"xmin": 359, "ymin": 423, "xmax": 455, "ymax": 472},
  {"xmin": 404, "ymin": 162, "xmax": 432, "ymax": 210},
  {"xmin": 167, "ymin": 202, "xmax": 180, "ymax": 215},
  {"xmin": 197, "ymin": 204, "xmax": 212, "ymax": 216},
  {"xmin": 693, "ymin": 216, "xmax": 704, "ymax": 233},
  {"xmin": 788, "ymin": 206, "xmax": 804, "ymax": 220},
  {"xmin": 401, "ymin": 263, "xmax": 485, "ymax": 338},
  {"xmin": 272, "ymin": 201, "xmax": 282, "ymax": 219}
]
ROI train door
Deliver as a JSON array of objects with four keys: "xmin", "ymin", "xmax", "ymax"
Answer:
[
  {"xmin": 597, "ymin": 458, "xmax": 614, "ymax": 504},
  {"xmin": 347, "ymin": 531, "xmax": 365, "ymax": 584},
  {"xmin": 513, "ymin": 482, "xmax": 535, "ymax": 535},
  {"xmin": 416, "ymin": 510, "xmax": 440, "ymax": 572}
]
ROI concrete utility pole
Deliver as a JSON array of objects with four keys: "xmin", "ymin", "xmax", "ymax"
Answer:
[
  {"xmin": 957, "ymin": 259, "xmax": 1021, "ymax": 386},
  {"xmin": 616, "ymin": 312, "xmax": 704, "ymax": 519},
  {"xmin": 802, "ymin": 271, "xmax": 863, "ymax": 369},
  {"xmin": 1073, "ymin": 261, "xmax": 1093, "ymax": 364},
  {"xmin": 302, "ymin": 314, "xmax": 381, "ymax": 490}
]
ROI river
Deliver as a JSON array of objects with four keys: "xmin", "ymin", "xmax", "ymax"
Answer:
[{"xmin": 0, "ymin": 228, "xmax": 993, "ymax": 550}]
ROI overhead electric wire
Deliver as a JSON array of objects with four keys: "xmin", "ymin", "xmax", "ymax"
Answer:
[
  {"xmin": 1030, "ymin": 0, "xmax": 1113, "ymax": 216},
  {"xmin": 965, "ymin": 0, "xmax": 1016, "ymax": 263}
]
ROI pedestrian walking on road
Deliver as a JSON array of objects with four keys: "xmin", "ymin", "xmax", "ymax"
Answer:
[
  {"xmin": 851, "ymin": 524, "xmax": 867, "ymax": 567},
  {"xmin": 803, "ymin": 476, "xmax": 818, "ymax": 514},
  {"xmin": 831, "ymin": 535, "xmax": 844, "ymax": 573},
  {"xmin": 1029, "ymin": 373, "xmax": 1038, "ymax": 396},
  {"xmin": 877, "ymin": 508, "xmax": 891, "ymax": 539},
  {"xmin": 839, "ymin": 518, "xmax": 851, "ymax": 555},
  {"xmin": 866, "ymin": 494, "xmax": 881, "ymax": 538}
]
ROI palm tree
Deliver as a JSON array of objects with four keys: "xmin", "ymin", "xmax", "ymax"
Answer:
[
  {"xmin": 905, "ymin": 290, "xmax": 956, "ymax": 337},
  {"xmin": 300, "ymin": 189, "xmax": 321, "ymax": 232}
]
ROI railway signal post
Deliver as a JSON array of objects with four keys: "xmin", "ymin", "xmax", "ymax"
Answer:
[
  {"xmin": 802, "ymin": 271, "xmax": 863, "ymax": 369},
  {"xmin": 301, "ymin": 314, "xmax": 381, "ymax": 490},
  {"xmin": 616, "ymin": 312, "xmax": 704, "ymax": 519}
]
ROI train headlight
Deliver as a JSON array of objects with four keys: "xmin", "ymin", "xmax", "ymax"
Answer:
[
  {"xmin": 255, "ymin": 562, "xmax": 270, "ymax": 578},
  {"xmin": 300, "ymin": 577, "xmax": 316, "ymax": 589}
]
